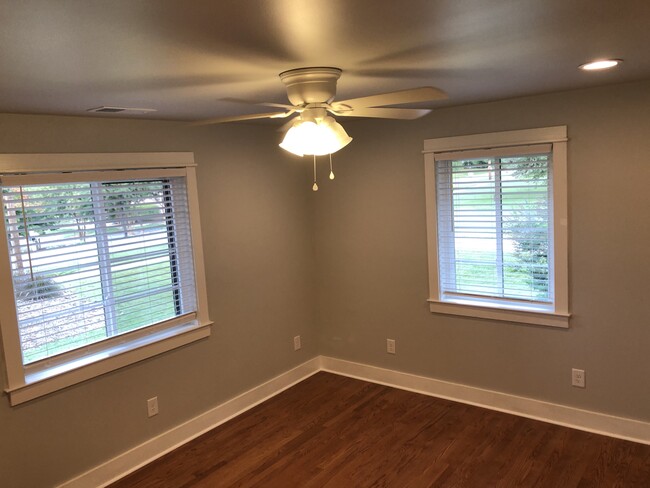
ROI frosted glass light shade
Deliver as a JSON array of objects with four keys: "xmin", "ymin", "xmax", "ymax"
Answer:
[{"xmin": 280, "ymin": 116, "xmax": 352, "ymax": 156}]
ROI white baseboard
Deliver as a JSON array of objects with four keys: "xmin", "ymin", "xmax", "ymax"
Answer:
[
  {"xmin": 320, "ymin": 356, "xmax": 650, "ymax": 446},
  {"xmin": 58, "ymin": 357, "xmax": 321, "ymax": 488},
  {"xmin": 59, "ymin": 355, "xmax": 650, "ymax": 487}
]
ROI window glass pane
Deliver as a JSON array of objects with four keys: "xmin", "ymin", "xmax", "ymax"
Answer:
[
  {"xmin": 450, "ymin": 159, "xmax": 501, "ymax": 296},
  {"xmin": 501, "ymin": 156, "xmax": 550, "ymax": 301},
  {"xmin": 436, "ymin": 153, "xmax": 551, "ymax": 303},
  {"xmin": 100, "ymin": 181, "xmax": 179, "ymax": 334}
]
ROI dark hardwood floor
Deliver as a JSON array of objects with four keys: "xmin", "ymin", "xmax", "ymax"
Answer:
[{"xmin": 110, "ymin": 372, "xmax": 650, "ymax": 487}]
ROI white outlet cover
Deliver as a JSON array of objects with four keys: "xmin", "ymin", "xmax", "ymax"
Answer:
[
  {"xmin": 147, "ymin": 397, "xmax": 159, "ymax": 417},
  {"xmin": 572, "ymin": 368, "xmax": 586, "ymax": 388}
]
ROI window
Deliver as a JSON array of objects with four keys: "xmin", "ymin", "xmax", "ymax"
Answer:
[
  {"xmin": 424, "ymin": 127, "xmax": 569, "ymax": 327},
  {"xmin": 0, "ymin": 153, "xmax": 211, "ymax": 405}
]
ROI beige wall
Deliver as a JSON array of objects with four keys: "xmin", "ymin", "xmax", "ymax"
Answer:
[
  {"xmin": 314, "ymin": 79, "xmax": 650, "ymax": 422},
  {"xmin": 0, "ymin": 114, "xmax": 317, "ymax": 487},
  {"xmin": 1, "ymin": 78, "xmax": 649, "ymax": 486}
]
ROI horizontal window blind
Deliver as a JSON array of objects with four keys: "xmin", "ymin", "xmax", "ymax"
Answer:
[
  {"xmin": 2, "ymin": 176, "xmax": 196, "ymax": 365},
  {"xmin": 435, "ymin": 150, "xmax": 553, "ymax": 304}
]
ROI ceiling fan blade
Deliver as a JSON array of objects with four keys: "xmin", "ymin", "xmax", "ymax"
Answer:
[
  {"xmin": 221, "ymin": 97, "xmax": 296, "ymax": 110},
  {"xmin": 335, "ymin": 107, "xmax": 431, "ymax": 120},
  {"xmin": 191, "ymin": 111, "xmax": 292, "ymax": 126},
  {"xmin": 334, "ymin": 86, "xmax": 446, "ymax": 109}
]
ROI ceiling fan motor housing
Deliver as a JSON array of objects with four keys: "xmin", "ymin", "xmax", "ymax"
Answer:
[{"xmin": 279, "ymin": 67, "xmax": 342, "ymax": 105}]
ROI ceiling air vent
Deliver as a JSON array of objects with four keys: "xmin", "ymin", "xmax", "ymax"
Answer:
[{"xmin": 87, "ymin": 106, "xmax": 157, "ymax": 114}]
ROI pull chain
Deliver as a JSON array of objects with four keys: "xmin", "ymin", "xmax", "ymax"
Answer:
[
  {"xmin": 329, "ymin": 153, "xmax": 335, "ymax": 180},
  {"xmin": 312, "ymin": 155, "xmax": 318, "ymax": 191}
]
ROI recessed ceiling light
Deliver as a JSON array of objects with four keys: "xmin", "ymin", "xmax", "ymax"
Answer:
[{"xmin": 579, "ymin": 59, "xmax": 622, "ymax": 71}]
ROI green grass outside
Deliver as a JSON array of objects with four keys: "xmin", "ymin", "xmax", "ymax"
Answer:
[
  {"xmin": 22, "ymin": 254, "xmax": 177, "ymax": 363},
  {"xmin": 112, "ymin": 263, "xmax": 176, "ymax": 334},
  {"xmin": 23, "ymin": 328, "xmax": 107, "ymax": 364},
  {"xmin": 454, "ymin": 249, "xmax": 548, "ymax": 300}
]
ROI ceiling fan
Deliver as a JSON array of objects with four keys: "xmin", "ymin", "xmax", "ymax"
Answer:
[
  {"xmin": 195, "ymin": 67, "xmax": 447, "ymax": 190},
  {"xmin": 196, "ymin": 66, "xmax": 446, "ymax": 126}
]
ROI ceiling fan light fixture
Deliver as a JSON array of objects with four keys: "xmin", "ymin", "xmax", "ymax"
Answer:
[
  {"xmin": 321, "ymin": 116, "xmax": 353, "ymax": 151},
  {"xmin": 279, "ymin": 116, "xmax": 352, "ymax": 157}
]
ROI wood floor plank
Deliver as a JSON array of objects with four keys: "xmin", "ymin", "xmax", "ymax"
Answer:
[{"xmin": 109, "ymin": 372, "xmax": 650, "ymax": 488}]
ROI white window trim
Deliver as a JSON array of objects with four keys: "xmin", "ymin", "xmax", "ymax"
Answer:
[
  {"xmin": 0, "ymin": 152, "xmax": 213, "ymax": 405},
  {"xmin": 423, "ymin": 127, "xmax": 569, "ymax": 328}
]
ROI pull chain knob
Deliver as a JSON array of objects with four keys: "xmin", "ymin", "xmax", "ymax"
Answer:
[{"xmin": 312, "ymin": 155, "xmax": 318, "ymax": 191}]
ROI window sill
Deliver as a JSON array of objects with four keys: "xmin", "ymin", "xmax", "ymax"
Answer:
[
  {"xmin": 428, "ymin": 299, "xmax": 570, "ymax": 328},
  {"xmin": 5, "ymin": 320, "xmax": 212, "ymax": 406}
]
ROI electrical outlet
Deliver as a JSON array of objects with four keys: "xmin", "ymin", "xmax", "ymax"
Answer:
[
  {"xmin": 147, "ymin": 397, "xmax": 159, "ymax": 417},
  {"xmin": 572, "ymin": 368, "xmax": 586, "ymax": 388},
  {"xmin": 387, "ymin": 338, "xmax": 396, "ymax": 354},
  {"xmin": 293, "ymin": 335, "xmax": 301, "ymax": 351}
]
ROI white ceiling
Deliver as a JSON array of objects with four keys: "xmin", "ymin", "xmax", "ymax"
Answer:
[{"xmin": 1, "ymin": 0, "xmax": 649, "ymax": 122}]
